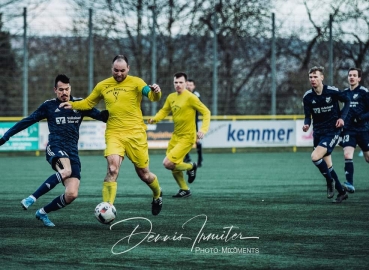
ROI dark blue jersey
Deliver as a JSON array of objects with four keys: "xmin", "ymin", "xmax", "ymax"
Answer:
[
  {"xmin": 303, "ymin": 85, "xmax": 350, "ymax": 135},
  {"xmin": 342, "ymin": 85, "xmax": 369, "ymax": 132},
  {"xmin": 361, "ymin": 91, "xmax": 369, "ymax": 121},
  {"xmin": 2, "ymin": 96, "xmax": 105, "ymax": 162}
]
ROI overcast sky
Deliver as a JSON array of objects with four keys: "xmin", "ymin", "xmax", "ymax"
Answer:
[{"xmin": 0, "ymin": 0, "xmax": 361, "ymax": 38}]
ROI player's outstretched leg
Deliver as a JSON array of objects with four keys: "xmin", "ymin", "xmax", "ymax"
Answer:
[{"xmin": 21, "ymin": 173, "xmax": 62, "ymax": 210}]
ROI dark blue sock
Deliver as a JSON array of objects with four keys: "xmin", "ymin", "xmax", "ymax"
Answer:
[
  {"xmin": 313, "ymin": 159, "xmax": 332, "ymax": 184},
  {"xmin": 44, "ymin": 194, "xmax": 67, "ymax": 213},
  {"xmin": 329, "ymin": 166, "xmax": 345, "ymax": 194},
  {"xmin": 32, "ymin": 173, "xmax": 62, "ymax": 199},
  {"xmin": 344, "ymin": 159, "xmax": 354, "ymax": 184}
]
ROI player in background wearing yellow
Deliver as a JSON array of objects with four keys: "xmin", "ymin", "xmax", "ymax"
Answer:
[
  {"xmin": 184, "ymin": 79, "xmax": 204, "ymax": 167},
  {"xmin": 60, "ymin": 55, "xmax": 163, "ymax": 215},
  {"xmin": 148, "ymin": 72, "xmax": 211, "ymax": 198}
]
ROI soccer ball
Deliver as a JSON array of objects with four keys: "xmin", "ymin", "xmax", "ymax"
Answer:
[{"xmin": 94, "ymin": 202, "xmax": 117, "ymax": 224}]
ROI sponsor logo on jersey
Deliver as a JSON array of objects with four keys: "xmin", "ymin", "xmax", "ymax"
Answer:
[
  {"xmin": 55, "ymin": 108, "xmax": 60, "ymax": 112},
  {"xmin": 67, "ymin": 116, "xmax": 81, "ymax": 123},
  {"xmin": 313, "ymin": 108, "xmax": 321, "ymax": 114},
  {"xmin": 312, "ymin": 100, "xmax": 316, "ymax": 104},
  {"xmin": 56, "ymin": 117, "xmax": 66, "ymax": 124}
]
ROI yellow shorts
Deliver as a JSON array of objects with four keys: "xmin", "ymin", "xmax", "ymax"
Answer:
[
  {"xmin": 166, "ymin": 133, "xmax": 194, "ymax": 164},
  {"xmin": 105, "ymin": 130, "xmax": 149, "ymax": 168}
]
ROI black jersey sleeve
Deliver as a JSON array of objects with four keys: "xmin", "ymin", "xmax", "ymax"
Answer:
[
  {"xmin": 337, "ymin": 90, "xmax": 350, "ymax": 121},
  {"xmin": 302, "ymin": 90, "xmax": 312, "ymax": 126},
  {"xmin": 1, "ymin": 104, "xmax": 47, "ymax": 141}
]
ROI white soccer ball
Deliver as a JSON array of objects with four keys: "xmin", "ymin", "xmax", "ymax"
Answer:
[{"xmin": 94, "ymin": 202, "xmax": 117, "ymax": 224}]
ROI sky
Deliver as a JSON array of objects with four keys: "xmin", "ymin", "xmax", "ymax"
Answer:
[
  {"xmin": 1, "ymin": 0, "xmax": 366, "ymax": 41},
  {"xmin": 1, "ymin": 0, "xmax": 77, "ymax": 36},
  {"xmin": 1, "ymin": 0, "xmax": 314, "ymax": 36}
]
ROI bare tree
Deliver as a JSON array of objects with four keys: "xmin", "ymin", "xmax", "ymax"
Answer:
[{"xmin": 2, "ymin": 0, "xmax": 369, "ymax": 116}]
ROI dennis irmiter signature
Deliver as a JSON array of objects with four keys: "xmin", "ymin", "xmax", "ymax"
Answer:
[{"xmin": 110, "ymin": 214, "xmax": 259, "ymax": 254}]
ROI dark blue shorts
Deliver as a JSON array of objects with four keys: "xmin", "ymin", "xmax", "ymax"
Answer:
[
  {"xmin": 45, "ymin": 145, "xmax": 81, "ymax": 180},
  {"xmin": 313, "ymin": 132, "xmax": 340, "ymax": 156},
  {"xmin": 340, "ymin": 130, "xmax": 369, "ymax": 151}
]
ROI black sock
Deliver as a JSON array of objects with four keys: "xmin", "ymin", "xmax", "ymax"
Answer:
[
  {"xmin": 313, "ymin": 159, "xmax": 332, "ymax": 184},
  {"xmin": 44, "ymin": 194, "xmax": 67, "ymax": 213},
  {"xmin": 344, "ymin": 159, "xmax": 354, "ymax": 185},
  {"xmin": 32, "ymin": 173, "xmax": 62, "ymax": 199},
  {"xmin": 329, "ymin": 167, "xmax": 345, "ymax": 194}
]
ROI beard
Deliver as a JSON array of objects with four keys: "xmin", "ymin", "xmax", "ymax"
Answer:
[{"xmin": 114, "ymin": 74, "xmax": 125, "ymax": 82}]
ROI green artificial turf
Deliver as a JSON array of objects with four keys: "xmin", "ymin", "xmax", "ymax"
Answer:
[{"xmin": 1, "ymin": 151, "xmax": 368, "ymax": 269}]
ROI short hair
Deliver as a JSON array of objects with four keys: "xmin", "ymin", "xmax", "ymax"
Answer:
[
  {"xmin": 174, "ymin": 72, "xmax": 187, "ymax": 81},
  {"xmin": 112, "ymin": 55, "xmax": 129, "ymax": 65},
  {"xmin": 348, "ymin": 67, "xmax": 362, "ymax": 78},
  {"xmin": 309, "ymin": 66, "xmax": 324, "ymax": 75},
  {"xmin": 187, "ymin": 79, "xmax": 195, "ymax": 84},
  {"xmin": 54, "ymin": 74, "xmax": 70, "ymax": 88}
]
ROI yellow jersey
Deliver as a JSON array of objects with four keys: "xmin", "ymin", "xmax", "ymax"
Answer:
[
  {"xmin": 152, "ymin": 90, "xmax": 211, "ymax": 140},
  {"xmin": 70, "ymin": 75, "xmax": 161, "ymax": 132}
]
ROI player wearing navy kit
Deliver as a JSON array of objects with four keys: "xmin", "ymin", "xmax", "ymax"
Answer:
[
  {"xmin": 340, "ymin": 67, "xmax": 369, "ymax": 193},
  {"xmin": 0, "ymin": 74, "xmax": 109, "ymax": 226},
  {"xmin": 302, "ymin": 66, "xmax": 350, "ymax": 203}
]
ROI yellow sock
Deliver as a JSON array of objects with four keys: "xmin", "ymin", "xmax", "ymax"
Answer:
[
  {"xmin": 172, "ymin": 170, "xmax": 189, "ymax": 190},
  {"xmin": 148, "ymin": 176, "xmax": 161, "ymax": 199},
  {"xmin": 174, "ymin": 162, "xmax": 192, "ymax": 171},
  {"xmin": 102, "ymin": 182, "xmax": 117, "ymax": 204}
]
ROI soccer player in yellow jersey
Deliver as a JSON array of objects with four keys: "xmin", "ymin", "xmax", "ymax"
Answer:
[
  {"xmin": 148, "ymin": 72, "xmax": 211, "ymax": 198},
  {"xmin": 60, "ymin": 55, "xmax": 163, "ymax": 215}
]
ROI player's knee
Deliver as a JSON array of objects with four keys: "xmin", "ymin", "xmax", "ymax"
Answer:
[
  {"xmin": 139, "ymin": 171, "xmax": 151, "ymax": 182},
  {"xmin": 108, "ymin": 164, "xmax": 119, "ymax": 177},
  {"xmin": 311, "ymin": 153, "xmax": 320, "ymax": 161},
  {"xmin": 163, "ymin": 159, "xmax": 174, "ymax": 170},
  {"xmin": 65, "ymin": 190, "xmax": 78, "ymax": 204},
  {"xmin": 60, "ymin": 168, "xmax": 72, "ymax": 180}
]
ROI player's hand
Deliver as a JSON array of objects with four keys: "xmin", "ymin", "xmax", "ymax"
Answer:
[
  {"xmin": 336, "ymin": 118, "xmax": 344, "ymax": 128},
  {"xmin": 197, "ymin": 131, "xmax": 205, "ymax": 140},
  {"xmin": 149, "ymin": 84, "xmax": 161, "ymax": 94},
  {"xmin": 100, "ymin": 110, "xmax": 109, "ymax": 123},
  {"xmin": 147, "ymin": 118, "xmax": 155, "ymax": 124},
  {"xmin": 0, "ymin": 137, "xmax": 6, "ymax": 146},
  {"xmin": 302, "ymin": 125, "xmax": 310, "ymax": 132},
  {"xmin": 59, "ymin": 102, "xmax": 72, "ymax": 109}
]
